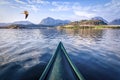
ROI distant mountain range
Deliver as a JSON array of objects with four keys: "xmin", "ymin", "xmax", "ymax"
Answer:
[
  {"xmin": 39, "ymin": 17, "xmax": 71, "ymax": 26},
  {"xmin": 0, "ymin": 17, "xmax": 120, "ymax": 28},
  {"xmin": 0, "ymin": 21, "xmax": 34, "ymax": 27},
  {"xmin": 12, "ymin": 21, "xmax": 34, "ymax": 25},
  {"xmin": 0, "ymin": 23, "xmax": 11, "ymax": 27},
  {"xmin": 109, "ymin": 19, "xmax": 120, "ymax": 25},
  {"xmin": 91, "ymin": 17, "xmax": 108, "ymax": 24},
  {"xmin": 0, "ymin": 17, "xmax": 71, "ymax": 28},
  {"xmin": 91, "ymin": 17, "xmax": 120, "ymax": 25}
]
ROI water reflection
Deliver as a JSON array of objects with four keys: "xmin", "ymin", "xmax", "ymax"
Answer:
[
  {"xmin": 0, "ymin": 29, "xmax": 43, "ymax": 41},
  {"xmin": 0, "ymin": 28, "xmax": 120, "ymax": 80},
  {"xmin": 58, "ymin": 28, "xmax": 104, "ymax": 41}
]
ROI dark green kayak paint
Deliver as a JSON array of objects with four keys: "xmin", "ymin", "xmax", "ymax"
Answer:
[{"xmin": 39, "ymin": 42, "xmax": 85, "ymax": 80}]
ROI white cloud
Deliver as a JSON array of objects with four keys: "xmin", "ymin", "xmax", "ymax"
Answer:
[
  {"xmin": 50, "ymin": 2, "xmax": 96, "ymax": 18},
  {"xmin": 14, "ymin": 0, "xmax": 26, "ymax": 4},
  {"xmin": 17, "ymin": 4, "xmax": 40, "ymax": 12},
  {"xmin": 50, "ymin": 2, "xmax": 71, "ymax": 11},
  {"xmin": 71, "ymin": 4, "xmax": 97, "ymax": 19},
  {"xmin": 0, "ymin": 0, "xmax": 10, "ymax": 5},
  {"xmin": 26, "ymin": 0, "xmax": 50, "ymax": 5},
  {"xmin": 71, "ymin": 0, "xmax": 120, "ymax": 21},
  {"xmin": 29, "ymin": 5, "xmax": 39, "ymax": 12},
  {"xmin": 105, "ymin": 0, "xmax": 120, "ymax": 7},
  {"xmin": 50, "ymin": 6, "xmax": 70, "ymax": 11},
  {"xmin": 49, "ymin": 0, "xmax": 120, "ymax": 21},
  {"xmin": 7, "ymin": 0, "xmax": 40, "ymax": 12},
  {"xmin": 91, "ymin": 0, "xmax": 120, "ymax": 21},
  {"xmin": 27, "ymin": 0, "xmax": 32, "ymax": 4},
  {"xmin": 12, "ymin": 0, "xmax": 49, "ymax": 11},
  {"xmin": 74, "ymin": 11, "xmax": 96, "ymax": 18},
  {"xmin": 1, "ymin": 0, "xmax": 120, "ymax": 23},
  {"xmin": 10, "ymin": 5, "xmax": 18, "ymax": 8},
  {"xmin": 35, "ymin": 0, "xmax": 50, "ymax": 4}
]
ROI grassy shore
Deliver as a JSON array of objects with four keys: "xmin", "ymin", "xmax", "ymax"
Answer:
[{"xmin": 58, "ymin": 25, "xmax": 120, "ymax": 29}]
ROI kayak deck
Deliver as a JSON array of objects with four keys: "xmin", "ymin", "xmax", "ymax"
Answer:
[{"xmin": 39, "ymin": 42, "xmax": 85, "ymax": 80}]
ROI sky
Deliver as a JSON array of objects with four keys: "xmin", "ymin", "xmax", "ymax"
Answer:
[{"xmin": 0, "ymin": 0, "xmax": 120, "ymax": 24}]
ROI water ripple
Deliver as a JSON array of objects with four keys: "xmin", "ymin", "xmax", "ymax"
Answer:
[{"xmin": 0, "ymin": 28, "xmax": 120, "ymax": 80}]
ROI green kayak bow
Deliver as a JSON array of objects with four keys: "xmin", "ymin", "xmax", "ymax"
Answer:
[{"xmin": 39, "ymin": 42, "xmax": 85, "ymax": 80}]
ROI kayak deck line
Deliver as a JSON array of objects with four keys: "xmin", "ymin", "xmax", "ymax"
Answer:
[{"xmin": 39, "ymin": 42, "xmax": 85, "ymax": 80}]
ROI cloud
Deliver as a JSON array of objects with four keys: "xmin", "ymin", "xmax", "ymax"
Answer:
[
  {"xmin": 31, "ymin": 6, "xmax": 39, "ymax": 11},
  {"xmin": 90, "ymin": 0, "xmax": 120, "ymax": 20},
  {"xmin": 50, "ymin": 2, "xmax": 71, "ymax": 11},
  {"xmin": 26, "ymin": 0, "xmax": 50, "ymax": 5},
  {"xmin": 74, "ymin": 11, "xmax": 96, "ymax": 18},
  {"xmin": 105, "ymin": 0, "xmax": 120, "ymax": 7},
  {"xmin": 1, "ymin": 0, "xmax": 120, "ymax": 23},
  {"xmin": 50, "ymin": 6, "xmax": 70, "ymax": 11},
  {"xmin": 72, "ymin": 0, "xmax": 120, "ymax": 21},
  {"xmin": 7, "ymin": 0, "xmax": 41, "ymax": 12},
  {"xmin": 49, "ymin": 0, "xmax": 120, "ymax": 21},
  {"xmin": 35, "ymin": 0, "xmax": 50, "ymax": 4},
  {"xmin": 71, "ymin": 4, "xmax": 97, "ymax": 19},
  {"xmin": 27, "ymin": 5, "xmax": 39, "ymax": 12},
  {"xmin": 12, "ymin": 4, "xmax": 40, "ymax": 12},
  {"xmin": 12, "ymin": 0, "xmax": 49, "ymax": 11},
  {"xmin": 14, "ymin": 0, "xmax": 26, "ymax": 4},
  {"xmin": 49, "ymin": 1, "xmax": 97, "ymax": 18},
  {"xmin": 0, "ymin": 0, "xmax": 10, "ymax": 5},
  {"xmin": 8, "ymin": 0, "xmax": 49, "ymax": 11}
]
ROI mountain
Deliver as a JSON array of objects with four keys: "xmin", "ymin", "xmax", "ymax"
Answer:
[
  {"xmin": 0, "ymin": 23, "xmax": 11, "ymax": 27},
  {"xmin": 0, "ymin": 19, "xmax": 63, "ymax": 29},
  {"xmin": 12, "ymin": 21, "xmax": 34, "ymax": 25},
  {"xmin": 109, "ymin": 19, "xmax": 120, "ymax": 25},
  {"xmin": 0, "ymin": 21, "xmax": 36, "ymax": 29},
  {"xmin": 91, "ymin": 17, "xmax": 108, "ymax": 24},
  {"xmin": 40, "ymin": 17, "xmax": 71, "ymax": 26},
  {"xmin": 0, "ymin": 21, "xmax": 34, "ymax": 27}
]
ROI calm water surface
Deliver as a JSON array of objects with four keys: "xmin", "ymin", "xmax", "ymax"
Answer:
[{"xmin": 0, "ymin": 28, "xmax": 120, "ymax": 80}]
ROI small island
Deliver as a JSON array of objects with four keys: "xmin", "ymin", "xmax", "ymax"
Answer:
[{"xmin": 58, "ymin": 19, "xmax": 120, "ymax": 29}]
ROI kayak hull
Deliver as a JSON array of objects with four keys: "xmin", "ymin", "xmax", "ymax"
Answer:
[{"xmin": 39, "ymin": 42, "xmax": 85, "ymax": 80}]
